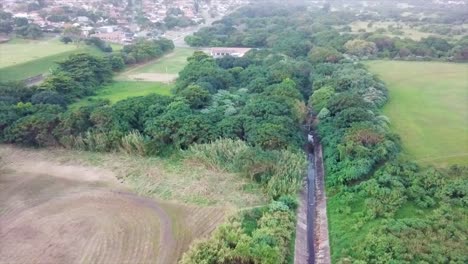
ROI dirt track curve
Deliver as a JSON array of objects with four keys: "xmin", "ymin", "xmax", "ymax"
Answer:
[{"xmin": 0, "ymin": 149, "xmax": 177, "ymax": 264}]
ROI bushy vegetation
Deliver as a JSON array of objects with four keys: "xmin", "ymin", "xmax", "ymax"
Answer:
[
  {"xmin": 328, "ymin": 164, "xmax": 468, "ymax": 263},
  {"xmin": 84, "ymin": 37, "xmax": 113, "ymax": 53},
  {"xmin": 180, "ymin": 198, "xmax": 298, "ymax": 264},
  {"xmin": 118, "ymin": 38, "xmax": 175, "ymax": 65},
  {"xmin": 188, "ymin": 139, "xmax": 306, "ymax": 198},
  {"xmin": 0, "ymin": 13, "xmax": 42, "ymax": 39}
]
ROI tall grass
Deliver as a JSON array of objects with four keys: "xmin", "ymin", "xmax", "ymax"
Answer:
[
  {"xmin": 118, "ymin": 130, "xmax": 151, "ymax": 156},
  {"xmin": 59, "ymin": 131, "xmax": 113, "ymax": 152},
  {"xmin": 188, "ymin": 138, "xmax": 250, "ymax": 171},
  {"xmin": 60, "ymin": 130, "xmax": 152, "ymax": 155},
  {"xmin": 188, "ymin": 139, "xmax": 307, "ymax": 198},
  {"xmin": 267, "ymin": 150, "xmax": 306, "ymax": 198}
]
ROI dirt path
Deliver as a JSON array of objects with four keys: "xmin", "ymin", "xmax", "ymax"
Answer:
[
  {"xmin": 124, "ymin": 73, "xmax": 178, "ymax": 83},
  {"xmin": 114, "ymin": 191, "xmax": 177, "ymax": 264},
  {"xmin": 115, "ymin": 52, "xmax": 179, "ymax": 83}
]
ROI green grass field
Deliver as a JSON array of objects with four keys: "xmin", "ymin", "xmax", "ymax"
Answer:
[
  {"xmin": 0, "ymin": 38, "xmax": 121, "ymax": 82},
  {"xmin": 366, "ymin": 61, "xmax": 468, "ymax": 166},
  {"xmin": 117, "ymin": 48, "xmax": 195, "ymax": 82},
  {"xmin": 73, "ymin": 81, "xmax": 173, "ymax": 107},
  {"xmin": 134, "ymin": 47, "xmax": 195, "ymax": 74},
  {"xmin": 0, "ymin": 38, "xmax": 78, "ymax": 68}
]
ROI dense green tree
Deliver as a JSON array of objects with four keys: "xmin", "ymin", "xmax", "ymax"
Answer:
[
  {"xmin": 308, "ymin": 46, "xmax": 343, "ymax": 63},
  {"xmin": 179, "ymin": 85, "xmax": 211, "ymax": 109},
  {"xmin": 0, "ymin": 82, "xmax": 35, "ymax": 102},
  {"xmin": 309, "ymin": 86, "xmax": 335, "ymax": 111},
  {"xmin": 31, "ymin": 91, "xmax": 67, "ymax": 107},
  {"xmin": 106, "ymin": 54, "xmax": 126, "ymax": 71},
  {"xmin": 344, "ymin": 39, "xmax": 378, "ymax": 57},
  {"xmin": 85, "ymin": 37, "xmax": 112, "ymax": 52},
  {"xmin": 4, "ymin": 104, "xmax": 62, "ymax": 146},
  {"xmin": 0, "ymin": 11, "xmax": 13, "ymax": 34},
  {"xmin": 121, "ymin": 39, "xmax": 174, "ymax": 65}
]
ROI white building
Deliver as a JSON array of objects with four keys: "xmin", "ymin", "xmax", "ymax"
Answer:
[{"xmin": 209, "ymin": 47, "xmax": 252, "ymax": 58}]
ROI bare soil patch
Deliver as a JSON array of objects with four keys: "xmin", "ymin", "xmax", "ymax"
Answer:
[
  {"xmin": 126, "ymin": 73, "xmax": 178, "ymax": 83},
  {"xmin": 0, "ymin": 145, "xmax": 232, "ymax": 264}
]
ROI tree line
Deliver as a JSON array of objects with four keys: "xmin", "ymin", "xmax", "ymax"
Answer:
[
  {"xmin": 0, "ymin": 12, "xmax": 43, "ymax": 39},
  {"xmin": 184, "ymin": 4, "xmax": 467, "ymax": 62}
]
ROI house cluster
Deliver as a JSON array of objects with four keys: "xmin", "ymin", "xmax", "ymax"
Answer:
[
  {"xmin": 2, "ymin": 0, "xmax": 132, "ymax": 38},
  {"xmin": 139, "ymin": 0, "xmax": 248, "ymax": 24},
  {"xmin": 141, "ymin": 0, "xmax": 200, "ymax": 23},
  {"xmin": 1, "ymin": 0, "xmax": 249, "ymax": 45}
]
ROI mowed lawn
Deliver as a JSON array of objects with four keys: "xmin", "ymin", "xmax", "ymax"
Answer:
[
  {"xmin": 133, "ymin": 47, "xmax": 195, "ymax": 74},
  {"xmin": 73, "ymin": 81, "xmax": 173, "ymax": 107},
  {"xmin": 0, "ymin": 38, "xmax": 77, "ymax": 68},
  {"xmin": 117, "ymin": 47, "xmax": 196, "ymax": 82},
  {"xmin": 367, "ymin": 61, "xmax": 468, "ymax": 166},
  {"xmin": 0, "ymin": 38, "xmax": 106, "ymax": 81}
]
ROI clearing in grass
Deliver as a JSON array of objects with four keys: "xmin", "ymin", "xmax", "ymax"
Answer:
[{"xmin": 366, "ymin": 60, "xmax": 468, "ymax": 166}]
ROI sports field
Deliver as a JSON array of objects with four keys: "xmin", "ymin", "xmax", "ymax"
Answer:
[
  {"xmin": 117, "ymin": 47, "xmax": 195, "ymax": 82},
  {"xmin": 367, "ymin": 61, "xmax": 468, "ymax": 166},
  {"xmin": 0, "ymin": 38, "xmax": 78, "ymax": 68},
  {"xmin": 0, "ymin": 39, "xmax": 108, "ymax": 81},
  {"xmin": 73, "ymin": 81, "xmax": 173, "ymax": 107}
]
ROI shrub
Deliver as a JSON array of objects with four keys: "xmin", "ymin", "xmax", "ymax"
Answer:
[
  {"xmin": 31, "ymin": 91, "xmax": 67, "ymax": 107},
  {"xmin": 180, "ymin": 200, "xmax": 296, "ymax": 264}
]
